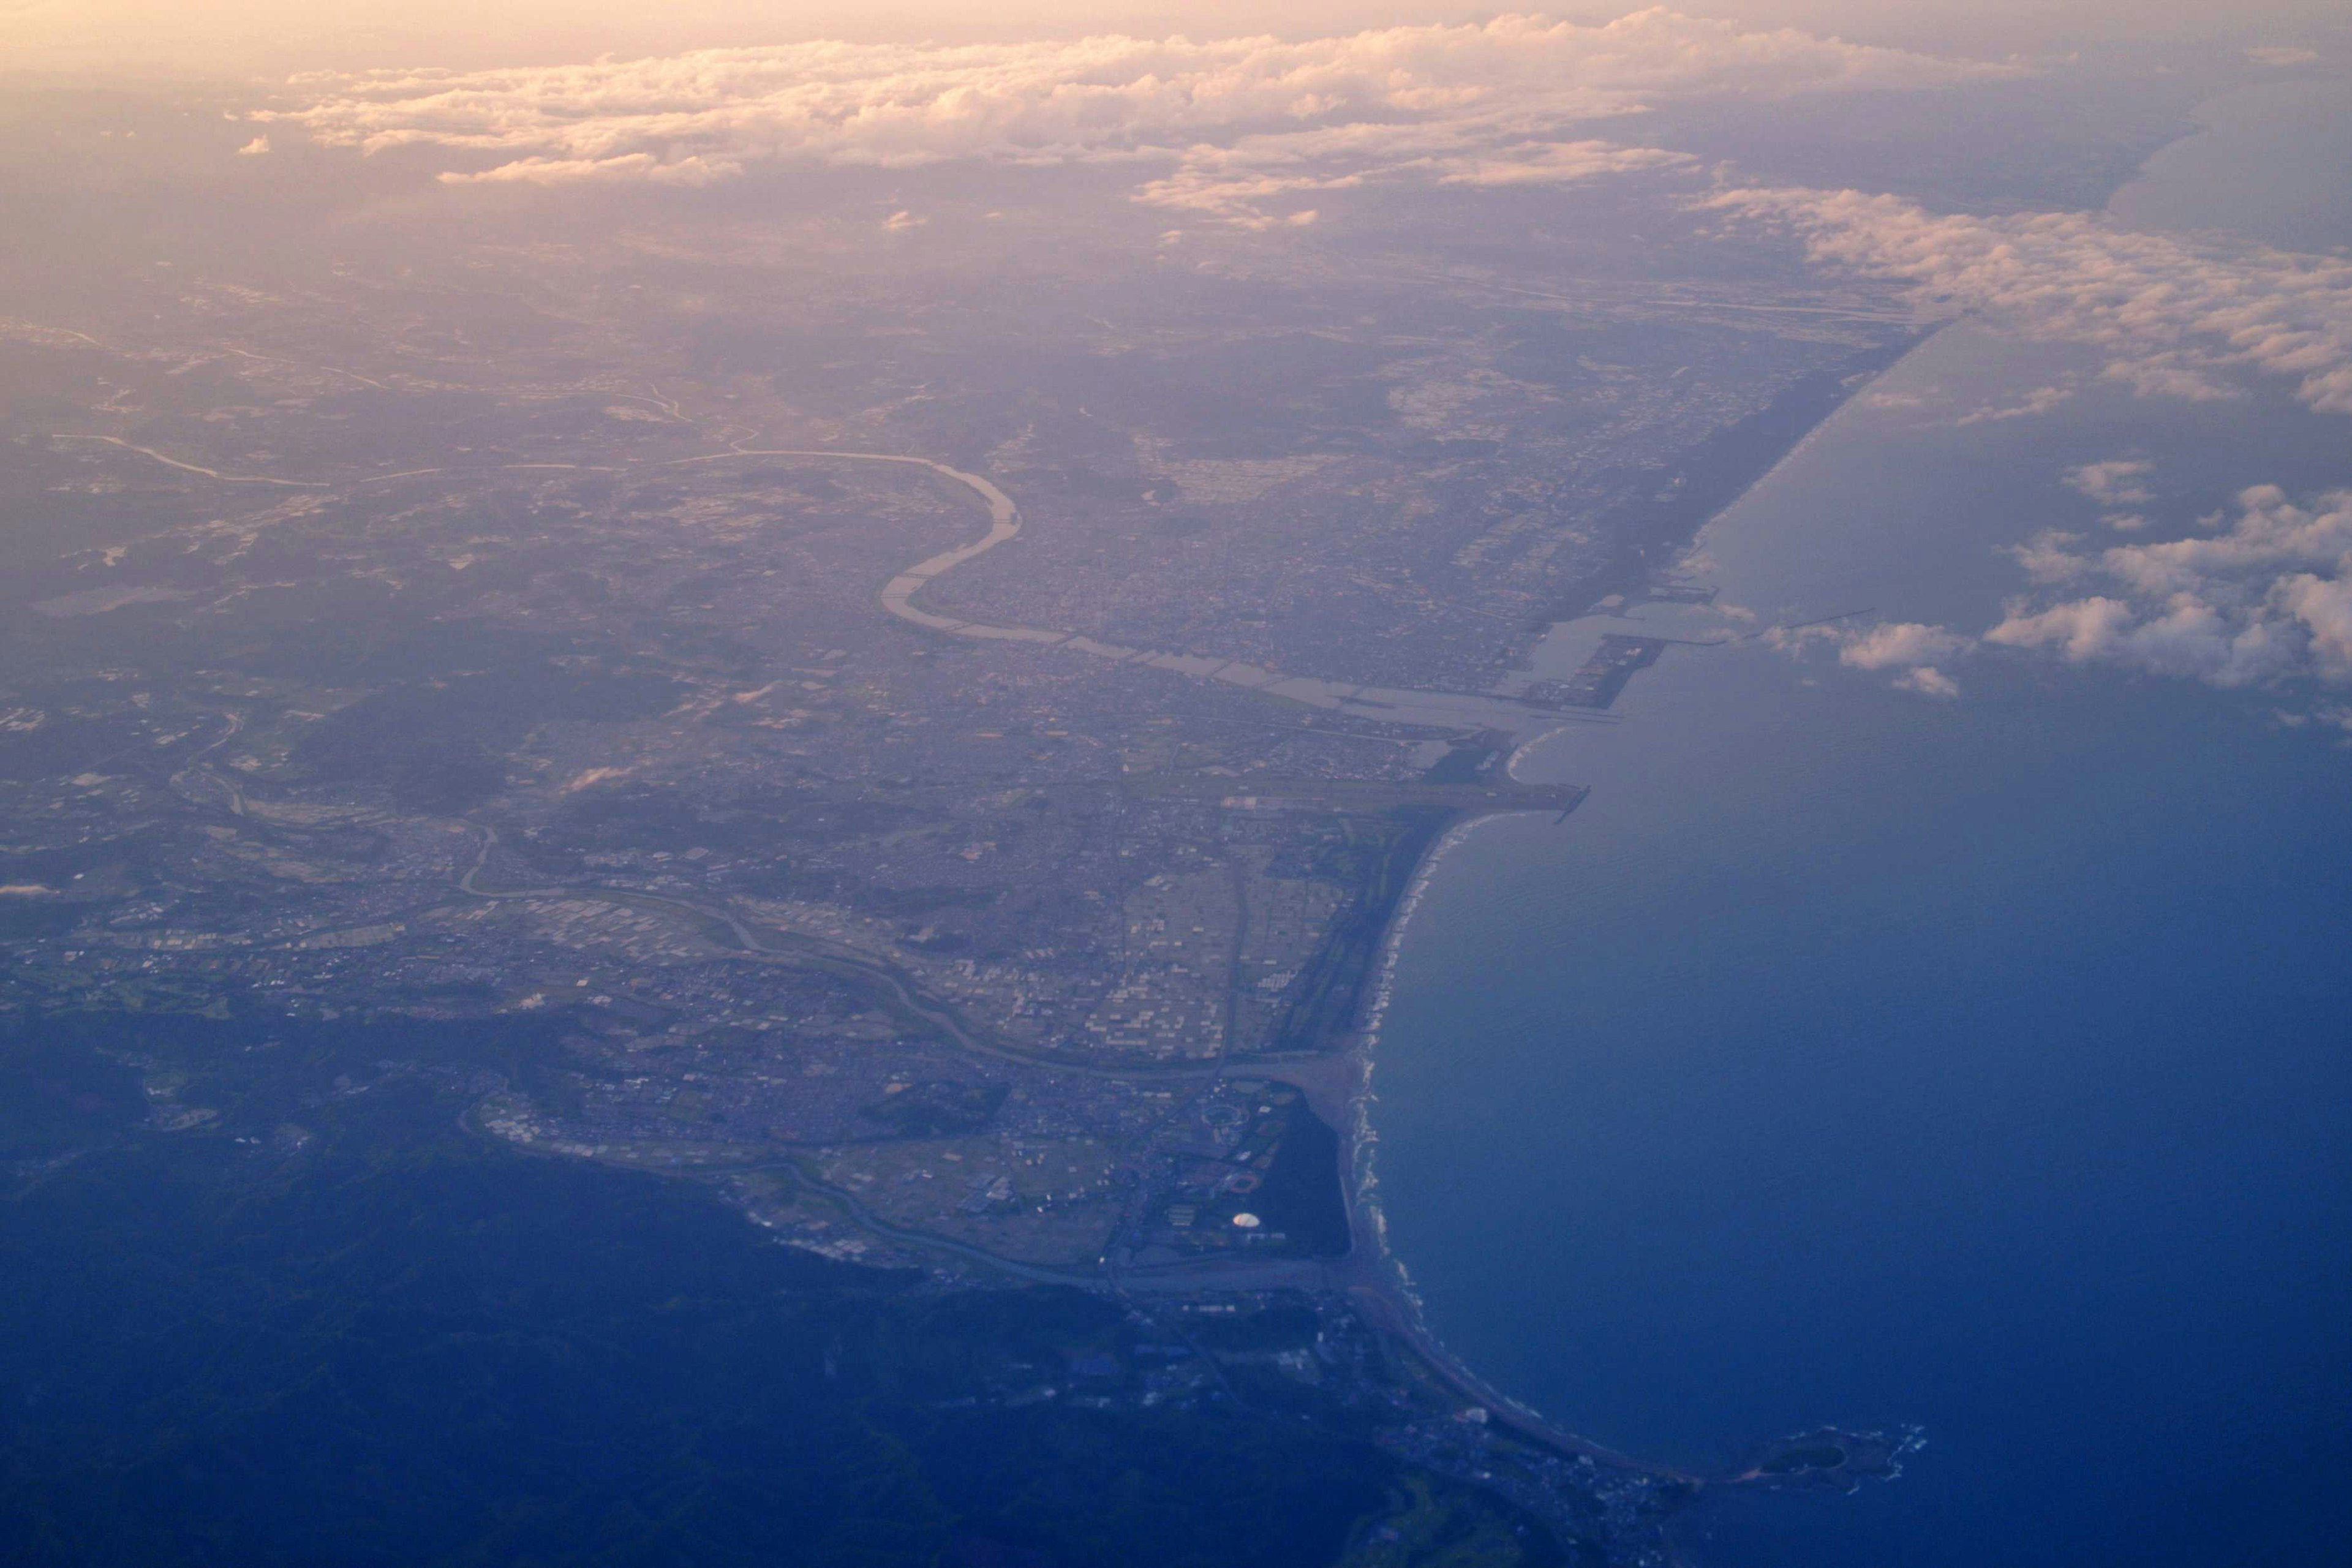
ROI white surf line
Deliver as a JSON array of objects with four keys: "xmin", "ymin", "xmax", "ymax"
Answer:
[{"xmin": 50, "ymin": 434, "xmax": 329, "ymax": 489}]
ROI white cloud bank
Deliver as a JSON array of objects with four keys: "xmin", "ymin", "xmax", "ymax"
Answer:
[
  {"xmin": 264, "ymin": 9, "xmax": 2007, "ymax": 222},
  {"xmin": 1817, "ymin": 619, "xmax": 1971, "ymax": 698},
  {"xmin": 1812, "ymin": 484, "xmax": 2352, "ymax": 699},
  {"xmin": 1705, "ymin": 187, "xmax": 2352, "ymax": 416},
  {"xmin": 1758, "ymin": 615, "xmax": 1973, "ymax": 697},
  {"xmin": 1700, "ymin": 192, "xmax": 2352, "ymax": 698},
  {"xmin": 1839, "ymin": 619, "xmax": 1970, "ymax": 670},
  {"xmin": 2062, "ymin": 459, "xmax": 2153, "ymax": 507},
  {"xmin": 1988, "ymin": 484, "xmax": 2352, "ymax": 687}
]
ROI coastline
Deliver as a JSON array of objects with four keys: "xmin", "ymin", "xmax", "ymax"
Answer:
[
  {"xmin": 491, "ymin": 332, "xmax": 1939, "ymax": 1499},
  {"xmin": 1283, "ymin": 331, "xmax": 1959, "ymax": 1490},
  {"xmin": 1257, "ymin": 792, "xmax": 1695, "ymax": 1483}
]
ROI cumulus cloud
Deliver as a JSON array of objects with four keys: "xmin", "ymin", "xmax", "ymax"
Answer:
[
  {"xmin": 1985, "ymin": 484, "xmax": 2352, "ymax": 687},
  {"xmin": 2007, "ymin": 530, "xmax": 2092, "ymax": 584},
  {"xmin": 1705, "ymin": 187, "xmax": 2352, "ymax": 416},
  {"xmin": 2062, "ymin": 458, "xmax": 2154, "ymax": 506},
  {"xmin": 1133, "ymin": 125, "xmax": 1694, "ymax": 225},
  {"xmin": 1754, "ymin": 617, "xmax": 1976, "ymax": 697},
  {"xmin": 236, "ymin": 134, "xmax": 271, "ymax": 156},
  {"xmin": 2046, "ymin": 462, "xmax": 2155, "ymax": 532},
  {"xmin": 1839, "ymin": 619, "xmax": 1972, "ymax": 671},
  {"xmin": 263, "ymin": 10, "xmax": 2005, "ymax": 222},
  {"xmin": 2275, "ymin": 573, "xmax": 2352, "ymax": 678},
  {"xmin": 2099, "ymin": 484, "xmax": 2352, "ymax": 596},
  {"xmin": 459, "ymin": 151, "xmax": 742, "ymax": 186},
  {"xmin": 1955, "ymin": 381, "xmax": 2073, "ymax": 425},
  {"xmin": 1895, "ymin": 665, "xmax": 1962, "ymax": 698},
  {"xmin": 1828, "ymin": 619, "xmax": 1973, "ymax": 698}
]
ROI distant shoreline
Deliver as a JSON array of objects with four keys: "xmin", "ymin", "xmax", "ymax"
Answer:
[
  {"xmin": 1295, "ymin": 327, "xmax": 1954, "ymax": 1488},
  {"xmin": 1257, "ymin": 797, "xmax": 1690, "ymax": 1482}
]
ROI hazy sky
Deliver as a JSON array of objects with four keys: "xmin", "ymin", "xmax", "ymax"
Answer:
[{"xmin": 4, "ymin": 0, "xmax": 2344, "ymax": 79}]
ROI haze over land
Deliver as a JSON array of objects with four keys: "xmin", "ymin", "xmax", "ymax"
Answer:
[{"xmin": 1, "ymin": 7, "xmax": 2346, "ymax": 1566}]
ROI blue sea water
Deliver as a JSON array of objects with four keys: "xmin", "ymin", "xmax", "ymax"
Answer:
[{"xmin": 1370, "ymin": 86, "xmax": 2352, "ymax": 1567}]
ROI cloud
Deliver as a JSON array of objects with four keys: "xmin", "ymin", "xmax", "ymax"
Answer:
[
  {"xmin": 265, "ymin": 9, "xmax": 2007, "ymax": 222},
  {"xmin": 1758, "ymin": 610, "xmax": 1983, "ymax": 699},
  {"xmin": 2008, "ymin": 530, "xmax": 2092, "ymax": 584},
  {"xmin": 1705, "ymin": 187, "xmax": 2352, "ymax": 416},
  {"xmin": 1895, "ymin": 665, "xmax": 1961, "ymax": 698},
  {"xmin": 2245, "ymin": 45, "xmax": 2321, "ymax": 67},
  {"xmin": 458, "ymin": 151, "xmax": 742, "ymax": 186},
  {"xmin": 2049, "ymin": 458, "xmax": 2155, "ymax": 533},
  {"xmin": 1781, "ymin": 617, "xmax": 1977, "ymax": 697},
  {"xmin": 1133, "ymin": 124, "xmax": 1694, "ymax": 226},
  {"xmin": 236, "ymin": 134, "xmax": 271, "ymax": 156},
  {"xmin": 881, "ymin": 208, "xmax": 925, "ymax": 231},
  {"xmin": 2098, "ymin": 483, "xmax": 2352, "ymax": 596},
  {"xmin": 1839, "ymin": 619, "xmax": 1972, "ymax": 671},
  {"xmin": 1985, "ymin": 595, "xmax": 2139, "ymax": 662},
  {"xmin": 1955, "ymin": 381, "xmax": 2073, "ymax": 424},
  {"xmin": 2276, "ymin": 573, "xmax": 2352, "ymax": 679},
  {"xmin": 1985, "ymin": 484, "xmax": 2352, "ymax": 687},
  {"xmin": 2062, "ymin": 458, "xmax": 2153, "ymax": 505}
]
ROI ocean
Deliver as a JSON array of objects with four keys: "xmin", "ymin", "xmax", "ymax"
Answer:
[{"xmin": 1367, "ymin": 80, "xmax": 2352, "ymax": 1567}]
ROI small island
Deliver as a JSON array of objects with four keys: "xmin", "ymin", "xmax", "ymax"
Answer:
[{"xmin": 1730, "ymin": 1427, "xmax": 1926, "ymax": 1492}]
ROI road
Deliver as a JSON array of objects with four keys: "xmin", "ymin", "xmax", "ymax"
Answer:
[{"xmin": 50, "ymin": 433, "xmax": 328, "ymax": 488}]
